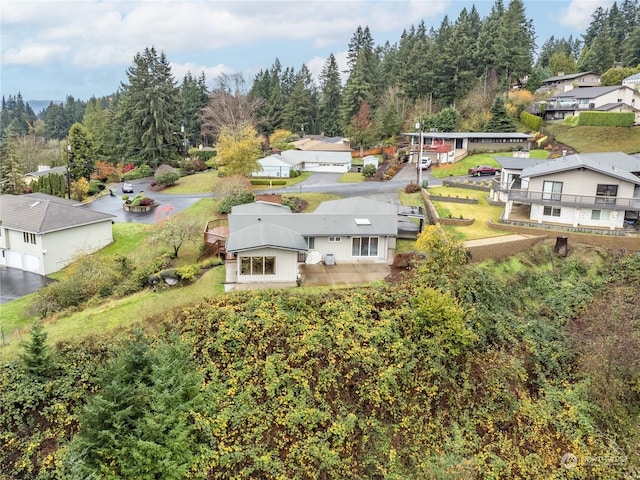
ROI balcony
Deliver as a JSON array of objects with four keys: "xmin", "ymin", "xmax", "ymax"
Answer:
[{"xmin": 507, "ymin": 189, "xmax": 640, "ymax": 210}]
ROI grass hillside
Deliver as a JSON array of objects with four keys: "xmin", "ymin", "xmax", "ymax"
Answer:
[
  {"xmin": 1, "ymin": 242, "xmax": 638, "ymax": 479},
  {"xmin": 546, "ymin": 125, "xmax": 640, "ymax": 154}
]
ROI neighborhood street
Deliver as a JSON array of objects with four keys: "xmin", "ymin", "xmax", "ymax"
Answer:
[{"xmin": 84, "ymin": 161, "xmax": 445, "ymax": 223}]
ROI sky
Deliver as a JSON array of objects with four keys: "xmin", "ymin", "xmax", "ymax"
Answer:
[{"xmin": 0, "ymin": 0, "xmax": 616, "ymax": 106}]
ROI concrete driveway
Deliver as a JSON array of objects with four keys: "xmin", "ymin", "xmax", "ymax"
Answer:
[{"xmin": 0, "ymin": 267, "xmax": 53, "ymax": 304}]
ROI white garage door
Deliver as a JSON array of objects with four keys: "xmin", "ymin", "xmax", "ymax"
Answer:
[
  {"xmin": 6, "ymin": 250, "xmax": 22, "ymax": 269},
  {"xmin": 24, "ymin": 254, "xmax": 40, "ymax": 273}
]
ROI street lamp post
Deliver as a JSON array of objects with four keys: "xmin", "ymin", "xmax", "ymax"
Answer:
[
  {"xmin": 66, "ymin": 143, "xmax": 72, "ymax": 199},
  {"xmin": 415, "ymin": 122, "xmax": 423, "ymax": 187}
]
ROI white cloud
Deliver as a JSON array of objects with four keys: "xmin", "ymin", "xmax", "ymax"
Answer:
[
  {"xmin": 1, "ymin": 0, "xmax": 452, "ymax": 69},
  {"xmin": 171, "ymin": 61, "xmax": 236, "ymax": 88},
  {"xmin": 558, "ymin": 0, "xmax": 615, "ymax": 31}
]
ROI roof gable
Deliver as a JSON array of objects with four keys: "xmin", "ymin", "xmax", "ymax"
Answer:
[
  {"xmin": 226, "ymin": 222, "xmax": 308, "ymax": 252},
  {"xmin": 0, "ymin": 194, "xmax": 114, "ymax": 233},
  {"xmin": 520, "ymin": 152, "xmax": 640, "ymax": 185}
]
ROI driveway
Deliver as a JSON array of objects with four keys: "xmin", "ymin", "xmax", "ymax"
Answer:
[
  {"xmin": 0, "ymin": 267, "xmax": 53, "ymax": 304},
  {"xmin": 83, "ymin": 178, "xmax": 210, "ymax": 223}
]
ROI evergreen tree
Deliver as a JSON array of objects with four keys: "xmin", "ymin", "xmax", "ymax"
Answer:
[
  {"xmin": 83, "ymin": 97, "xmax": 114, "ymax": 160},
  {"xmin": 68, "ymin": 122, "xmax": 97, "ymax": 181},
  {"xmin": 179, "ymin": 71, "xmax": 209, "ymax": 150},
  {"xmin": 318, "ymin": 54, "xmax": 343, "ymax": 137},
  {"xmin": 66, "ymin": 334, "xmax": 203, "ymax": 479},
  {"xmin": 43, "ymin": 102, "xmax": 71, "ymax": 140},
  {"xmin": 622, "ymin": 25, "xmax": 640, "ymax": 66},
  {"xmin": 282, "ymin": 64, "xmax": 316, "ymax": 135},
  {"xmin": 19, "ymin": 321, "xmax": 53, "ymax": 378},
  {"xmin": 549, "ymin": 50, "xmax": 577, "ymax": 75},
  {"xmin": 340, "ymin": 55, "xmax": 374, "ymax": 132},
  {"xmin": 476, "ymin": 0, "xmax": 505, "ymax": 78},
  {"xmin": 0, "ymin": 130, "xmax": 25, "ymax": 194},
  {"xmin": 485, "ymin": 96, "xmax": 515, "ymax": 132},
  {"xmin": 119, "ymin": 46, "xmax": 182, "ymax": 167},
  {"xmin": 494, "ymin": 0, "xmax": 536, "ymax": 83}
]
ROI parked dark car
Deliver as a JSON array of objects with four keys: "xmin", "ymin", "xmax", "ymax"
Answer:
[
  {"xmin": 122, "ymin": 182, "xmax": 134, "ymax": 193},
  {"xmin": 468, "ymin": 165, "xmax": 500, "ymax": 176}
]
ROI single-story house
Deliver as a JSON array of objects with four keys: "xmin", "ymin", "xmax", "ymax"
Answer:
[
  {"xmin": 622, "ymin": 72, "xmax": 640, "ymax": 90},
  {"xmin": 253, "ymin": 149, "xmax": 352, "ymax": 176},
  {"xmin": 22, "ymin": 165, "xmax": 68, "ymax": 185},
  {"xmin": 252, "ymin": 154, "xmax": 300, "ymax": 178},
  {"xmin": 501, "ymin": 152, "xmax": 640, "ymax": 230},
  {"xmin": 538, "ymin": 85, "xmax": 640, "ymax": 123},
  {"xmin": 536, "ymin": 71, "xmax": 601, "ymax": 94},
  {"xmin": 404, "ymin": 132, "xmax": 533, "ymax": 163},
  {"xmin": 223, "ymin": 197, "xmax": 398, "ymax": 287},
  {"xmin": 0, "ymin": 193, "xmax": 115, "ymax": 275},
  {"xmin": 291, "ymin": 135, "xmax": 351, "ymax": 152}
]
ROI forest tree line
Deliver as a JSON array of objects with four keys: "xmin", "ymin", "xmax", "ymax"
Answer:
[{"xmin": 1, "ymin": 0, "xmax": 640, "ymax": 192}]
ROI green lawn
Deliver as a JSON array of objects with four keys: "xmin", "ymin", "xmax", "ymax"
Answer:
[
  {"xmin": 429, "ymin": 150, "xmax": 550, "ymax": 178},
  {"xmin": 428, "ymin": 186, "xmax": 506, "ymax": 240},
  {"xmin": 546, "ymin": 125, "xmax": 640, "ymax": 154},
  {"xmin": 163, "ymin": 170, "xmax": 223, "ymax": 194},
  {"xmin": 338, "ymin": 172, "xmax": 365, "ymax": 183}
]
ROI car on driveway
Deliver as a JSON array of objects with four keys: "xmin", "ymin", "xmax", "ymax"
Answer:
[
  {"xmin": 122, "ymin": 182, "xmax": 134, "ymax": 193},
  {"xmin": 419, "ymin": 158, "xmax": 432, "ymax": 169},
  {"xmin": 468, "ymin": 165, "xmax": 500, "ymax": 176}
]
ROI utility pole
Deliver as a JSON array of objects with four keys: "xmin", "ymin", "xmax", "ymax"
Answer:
[
  {"xmin": 415, "ymin": 122, "xmax": 423, "ymax": 187},
  {"xmin": 66, "ymin": 143, "xmax": 72, "ymax": 199}
]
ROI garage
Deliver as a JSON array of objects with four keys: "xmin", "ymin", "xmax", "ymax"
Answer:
[{"xmin": 24, "ymin": 254, "xmax": 40, "ymax": 273}]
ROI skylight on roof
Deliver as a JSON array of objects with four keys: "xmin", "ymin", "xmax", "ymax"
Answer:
[{"xmin": 354, "ymin": 218, "xmax": 371, "ymax": 225}]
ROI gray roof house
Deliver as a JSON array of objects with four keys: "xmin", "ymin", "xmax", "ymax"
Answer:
[
  {"xmin": 0, "ymin": 193, "xmax": 114, "ymax": 275},
  {"xmin": 537, "ymin": 71, "xmax": 601, "ymax": 94},
  {"xmin": 253, "ymin": 150, "xmax": 352, "ymax": 176},
  {"xmin": 539, "ymin": 85, "xmax": 640, "ymax": 123},
  {"xmin": 222, "ymin": 197, "xmax": 398, "ymax": 289},
  {"xmin": 623, "ymin": 72, "xmax": 640, "ymax": 89},
  {"xmin": 404, "ymin": 131, "xmax": 533, "ymax": 164},
  {"xmin": 22, "ymin": 166, "xmax": 68, "ymax": 185},
  {"xmin": 500, "ymin": 152, "xmax": 640, "ymax": 231}
]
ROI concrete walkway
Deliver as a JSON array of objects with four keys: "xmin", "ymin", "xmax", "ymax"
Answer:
[{"xmin": 299, "ymin": 263, "xmax": 390, "ymax": 287}]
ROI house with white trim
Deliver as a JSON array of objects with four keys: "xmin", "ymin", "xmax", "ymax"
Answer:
[
  {"xmin": 222, "ymin": 197, "xmax": 398, "ymax": 288},
  {"xmin": 536, "ymin": 71, "xmax": 601, "ymax": 94},
  {"xmin": 253, "ymin": 150, "xmax": 352, "ymax": 176},
  {"xmin": 539, "ymin": 85, "xmax": 640, "ymax": 123},
  {"xmin": 501, "ymin": 152, "xmax": 640, "ymax": 231},
  {"xmin": 623, "ymin": 72, "xmax": 640, "ymax": 90},
  {"xmin": 404, "ymin": 132, "xmax": 533, "ymax": 164},
  {"xmin": 0, "ymin": 193, "xmax": 115, "ymax": 275}
]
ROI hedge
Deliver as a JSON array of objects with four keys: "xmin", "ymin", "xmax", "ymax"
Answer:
[
  {"xmin": 578, "ymin": 111, "xmax": 635, "ymax": 127},
  {"xmin": 250, "ymin": 179, "xmax": 287, "ymax": 185},
  {"xmin": 520, "ymin": 111, "xmax": 542, "ymax": 131}
]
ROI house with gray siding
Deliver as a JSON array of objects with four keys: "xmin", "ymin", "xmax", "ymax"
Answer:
[
  {"xmin": 0, "ymin": 193, "xmax": 114, "ymax": 275},
  {"xmin": 501, "ymin": 152, "xmax": 640, "ymax": 231},
  {"xmin": 223, "ymin": 197, "xmax": 398, "ymax": 288}
]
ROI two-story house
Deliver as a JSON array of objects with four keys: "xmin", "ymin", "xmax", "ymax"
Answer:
[
  {"xmin": 0, "ymin": 193, "xmax": 115, "ymax": 275},
  {"xmin": 501, "ymin": 152, "xmax": 640, "ymax": 231},
  {"xmin": 540, "ymin": 85, "xmax": 640, "ymax": 123},
  {"xmin": 536, "ymin": 71, "xmax": 601, "ymax": 94}
]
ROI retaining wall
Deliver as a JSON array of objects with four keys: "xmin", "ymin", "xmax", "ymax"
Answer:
[
  {"xmin": 465, "ymin": 235, "xmax": 546, "ymax": 262},
  {"xmin": 488, "ymin": 221, "xmax": 640, "ymax": 251}
]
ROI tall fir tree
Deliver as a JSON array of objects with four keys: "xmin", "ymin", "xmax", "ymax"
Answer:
[
  {"xmin": 282, "ymin": 64, "xmax": 317, "ymax": 135},
  {"xmin": 118, "ymin": 46, "xmax": 181, "ymax": 167},
  {"xmin": 0, "ymin": 129, "xmax": 25, "ymax": 194},
  {"xmin": 318, "ymin": 54, "xmax": 343, "ymax": 137},
  {"xmin": 67, "ymin": 122, "xmax": 97, "ymax": 181},
  {"xmin": 179, "ymin": 72, "xmax": 209, "ymax": 150}
]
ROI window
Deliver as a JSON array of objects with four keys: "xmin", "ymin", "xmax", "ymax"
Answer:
[
  {"xmin": 542, "ymin": 181, "xmax": 563, "ymax": 201},
  {"xmin": 595, "ymin": 184, "xmax": 618, "ymax": 204},
  {"xmin": 23, "ymin": 232, "xmax": 36, "ymax": 244},
  {"xmin": 328, "ymin": 236, "xmax": 341, "ymax": 242},
  {"xmin": 352, "ymin": 237, "xmax": 379, "ymax": 257},
  {"xmin": 591, "ymin": 210, "xmax": 610, "ymax": 221},
  {"xmin": 543, "ymin": 206, "xmax": 561, "ymax": 217},
  {"xmin": 305, "ymin": 237, "xmax": 315, "ymax": 249},
  {"xmin": 240, "ymin": 256, "xmax": 276, "ymax": 275}
]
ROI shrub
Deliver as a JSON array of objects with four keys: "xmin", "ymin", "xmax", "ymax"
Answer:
[
  {"xmin": 362, "ymin": 164, "xmax": 377, "ymax": 177},
  {"xmin": 405, "ymin": 183, "xmax": 420, "ymax": 193},
  {"xmin": 88, "ymin": 180, "xmax": 105, "ymax": 196},
  {"xmin": 177, "ymin": 264, "xmax": 201, "ymax": 283},
  {"xmin": 138, "ymin": 197, "xmax": 155, "ymax": 206},
  {"xmin": 250, "ymin": 179, "xmax": 287, "ymax": 185},
  {"xmin": 123, "ymin": 164, "xmax": 154, "ymax": 180},
  {"xmin": 155, "ymin": 171, "xmax": 180, "ymax": 186},
  {"xmin": 217, "ymin": 191, "xmax": 256, "ymax": 214}
]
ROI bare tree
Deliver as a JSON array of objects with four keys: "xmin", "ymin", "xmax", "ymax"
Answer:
[{"xmin": 199, "ymin": 74, "xmax": 264, "ymax": 145}]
